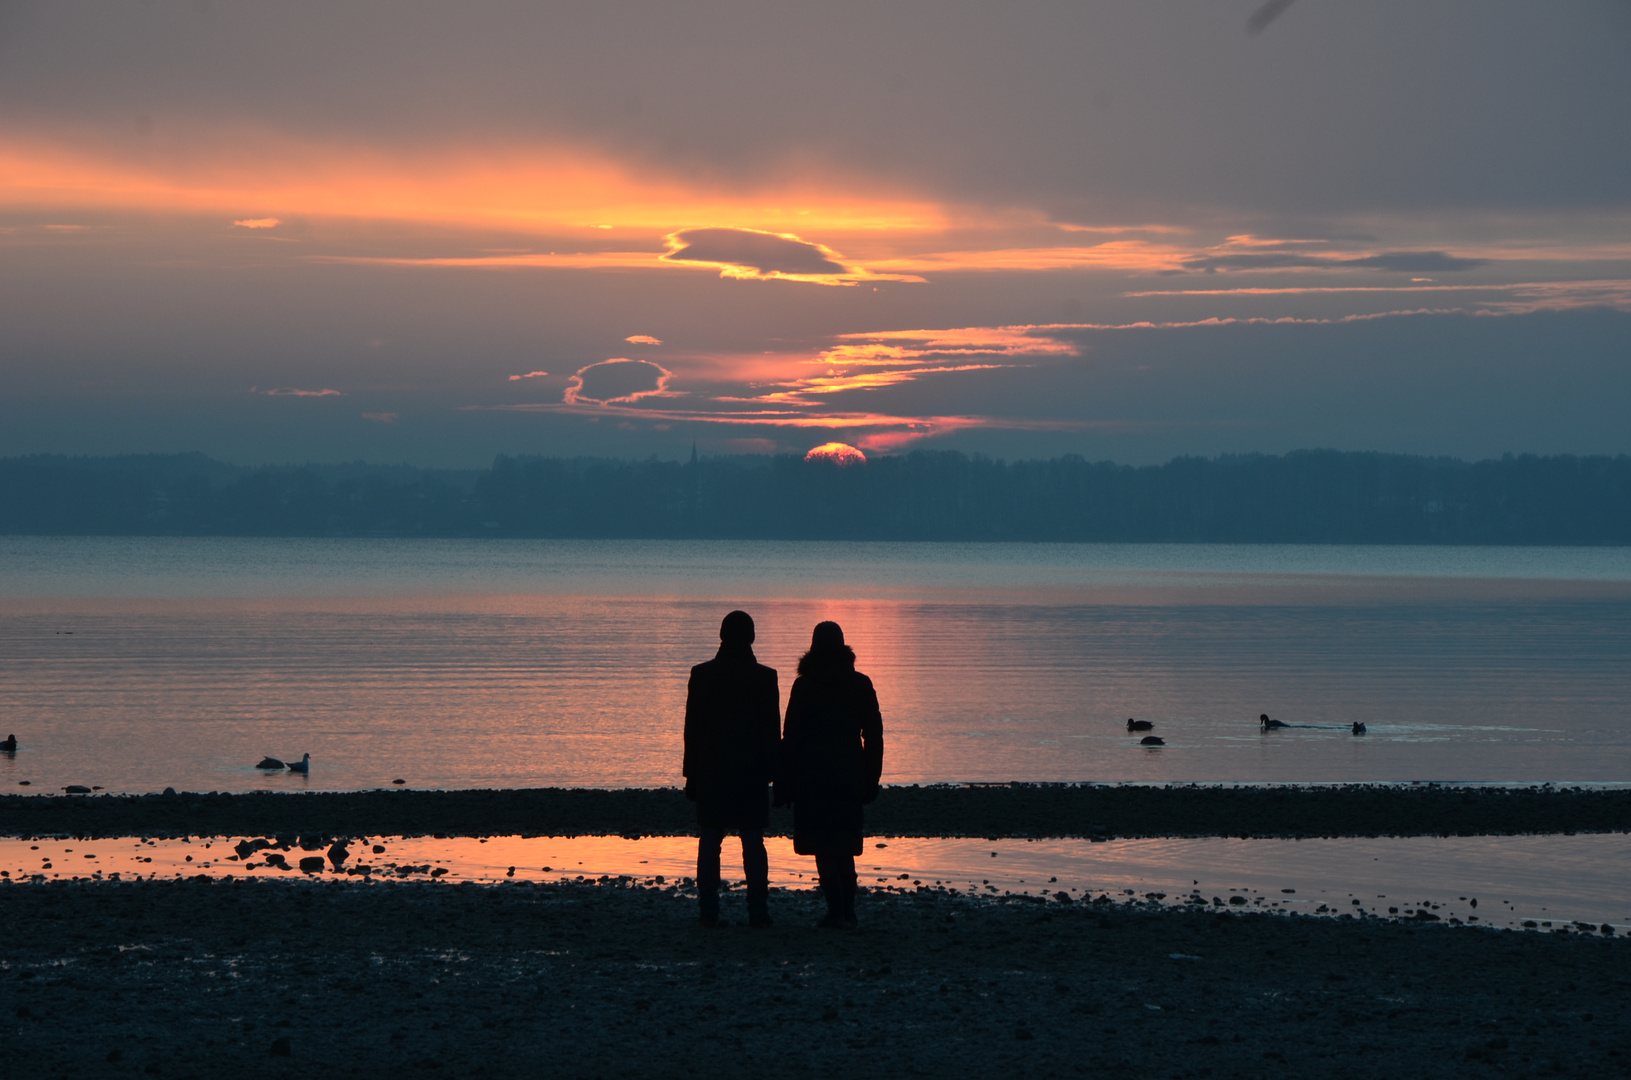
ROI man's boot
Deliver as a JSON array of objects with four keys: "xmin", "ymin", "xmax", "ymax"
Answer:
[
  {"xmin": 696, "ymin": 836, "xmax": 721, "ymax": 927},
  {"xmin": 747, "ymin": 884, "xmax": 772, "ymax": 928},
  {"xmin": 698, "ymin": 886, "xmax": 720, "ymax": 927}
]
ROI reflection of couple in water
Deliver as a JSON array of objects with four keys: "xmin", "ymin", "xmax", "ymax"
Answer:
[{"xmin": 683, "ymin": 611, "xmax": 884, "ymax": 930}]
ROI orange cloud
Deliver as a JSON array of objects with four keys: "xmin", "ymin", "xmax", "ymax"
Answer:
[
  {"xmin": 867, "ymin": 240, "xmax": 1193, "ymax": 275},
  {"xmin": 314, "ymin": 229, "xmax": 931, "ymax": 284},
  {"xmin": 659, "ymin": 226, "xmax": 923, "ymax": 285},
  {"xmin": 624, "ymin": 335, "xmax": 662, "ymax": 345},
  {"xmin": 0, "ymin": 130, "xmax": 943, "ymax": 236},
  {"xmin": 232, "ymin": 217, "xmax": 280, "ymax": 229},
  {"xmin": 754, "ymin": 364, "xmax": 1011, "ymax": 403}
]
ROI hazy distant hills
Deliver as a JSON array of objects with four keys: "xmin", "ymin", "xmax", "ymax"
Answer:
[{"xmin": 1, "ymin": 450, "xmax": 1627, "ymax": 544}]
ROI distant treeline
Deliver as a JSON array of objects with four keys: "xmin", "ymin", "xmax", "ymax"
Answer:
[{"xmin": 2, "ymin": 449, "xmax": 1629, "ymax": 544}]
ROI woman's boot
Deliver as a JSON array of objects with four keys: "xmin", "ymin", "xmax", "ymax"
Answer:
[{"xmin": 816, "ymin": 878, "xmax": 847, "ymax": 928}]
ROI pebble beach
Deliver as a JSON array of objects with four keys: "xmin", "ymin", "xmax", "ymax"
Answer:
[
  {"xmin": 4, "ymin": 784, "xmax": 1630, "ymax": 1076},
  {"xmin": 4, "ymin": 877, "xmax": 1628, "ymax": 1078}
]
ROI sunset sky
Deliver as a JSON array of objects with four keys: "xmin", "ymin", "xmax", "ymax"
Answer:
[{"xmin": 3, "ymin": 1, "xmax": 1628, "ymax": 466}]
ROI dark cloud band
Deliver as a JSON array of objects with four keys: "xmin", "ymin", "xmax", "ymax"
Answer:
[
  {"xmin": 1180, "ymin": 250, "xmax": 1490, "ymax": 274},
  {"xmin": 663, "ymin": 227, "xmax": 851, "ymax": 278}
]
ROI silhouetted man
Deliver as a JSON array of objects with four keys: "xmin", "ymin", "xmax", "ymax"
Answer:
[{"xmin": 683, "ymin": 610, "xmax": 780, "ymax": 927}]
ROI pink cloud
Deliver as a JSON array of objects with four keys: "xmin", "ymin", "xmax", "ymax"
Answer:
[
  {"xmin": 561, "ymin": 358, "xmax": 673, "ymax": 405},
  {"xmin": 625, "ymin": 334, "xmax": 662, "ymax": 345},
  {"xmin": 251, "ymin": 386, "xmax": 341, "ymax": 397},
  {"xmin": 508, "ymin": 370, "xmax": 550, "ymax": 381}
]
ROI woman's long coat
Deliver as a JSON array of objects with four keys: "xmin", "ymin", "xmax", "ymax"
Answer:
[{"xmin": 779, "ymin": 648, "xmax": 884, "ymax": 856}]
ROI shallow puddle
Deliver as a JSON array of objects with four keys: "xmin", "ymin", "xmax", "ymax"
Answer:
[{"xmin": 4, "ymin": 832, "xmax": 1627, "ymax": 934}]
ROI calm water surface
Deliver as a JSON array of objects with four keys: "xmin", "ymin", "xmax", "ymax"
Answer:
[{"xmin": 1, "ymin": 537, "xmax": 1628, "ymax": 793}]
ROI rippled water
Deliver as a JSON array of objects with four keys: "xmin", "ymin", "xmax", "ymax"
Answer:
[{"xmin": 1, "ymin": 537, "xmax": 1628, "ymax": 793}]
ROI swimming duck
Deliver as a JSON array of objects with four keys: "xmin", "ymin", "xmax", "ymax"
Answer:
[
  {"xmin": 1126, "ymin": 718, "xmax": 1154, "ymax": 732},
  {"xmin": 287, "ymin": 753, "xmax": 310, "ymax": 774},
  {"xmin": 0, "ymin": 734, "xmax": 16, "ymax": 752},
  {"xmin": 255, "ymin": 756, "xmax": 284, "ymax": 769},
  {"xmin": 1351, "ymin": 722, "xmax": 1367, "ymax": 735},
  {"xmin": 1140, "ymin": 735, "xmax": 1165, "ymax": 746},
  {"xmin": 1260, "ymin": 713, "xmax": 1289, "ymax": 730}
]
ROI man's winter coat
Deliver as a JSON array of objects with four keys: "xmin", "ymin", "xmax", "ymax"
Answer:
[{"xmin": 683, "ymin": 643, "xmax": 780, "ymax": 831}]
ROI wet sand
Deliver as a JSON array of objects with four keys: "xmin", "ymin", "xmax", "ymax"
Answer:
[
  {"xmin": 2, "ymin": 877, "xmax": 1627, "ymax": 1077},
  {"xmin": 5, "ymin": 783, "xmax": 1631, "ymax": 841}
]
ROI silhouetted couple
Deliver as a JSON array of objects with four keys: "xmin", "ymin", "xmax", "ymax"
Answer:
[{"xmin": 683, "ymin": 611, "xmax": 883, "ymax": 930}]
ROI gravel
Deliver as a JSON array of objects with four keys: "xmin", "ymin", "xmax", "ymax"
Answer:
[{"xmin": 3, "ymin": 876, "xmax": 1627, "ymax": 1077}]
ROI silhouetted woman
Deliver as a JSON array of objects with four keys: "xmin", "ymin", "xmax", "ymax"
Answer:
[{"xmin": 778, "ymin": 621, "xmax": 883, "ymax": 929}]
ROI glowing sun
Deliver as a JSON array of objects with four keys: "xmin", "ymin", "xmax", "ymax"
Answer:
[{"xmin": 804, "ymin": 442, "xmax": 867, "ymax": 466}]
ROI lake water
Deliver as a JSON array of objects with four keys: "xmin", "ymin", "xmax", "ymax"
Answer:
[{"xmin": 1, "ymin": 537, "xmax": 1629, "ymax": 794}]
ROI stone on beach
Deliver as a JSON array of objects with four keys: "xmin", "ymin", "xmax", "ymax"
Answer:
[{"xmin": 235, "ymin": 838, "xmax": 272, "ymax": 859}]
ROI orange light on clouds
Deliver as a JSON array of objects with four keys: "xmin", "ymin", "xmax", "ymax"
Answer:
[
  {"xmin": 864, "ymin": 240, "xmax": 1194, "ymax": 275},
  {"xmin": 754, "ymin": 364, "xmax": 1010, "ymax": 402},
  {"xmin": 0, "ymin": 132, "xmax": 945, "ymax": 236},
  {"xmin": 659, "ymin": 226, "xmax": 923, "ymax": 285},
  {"xmin": 310, "ymin": 239, "xmax": 1188, "ymax": 278}
]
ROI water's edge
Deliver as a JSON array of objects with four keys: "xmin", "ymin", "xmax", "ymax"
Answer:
[{"xmin": 7, "ymin": 785, "xmax": 1630, "ymax": 841}]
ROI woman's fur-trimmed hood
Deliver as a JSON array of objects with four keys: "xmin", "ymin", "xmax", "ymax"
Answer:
[{"xmin": 797, "ymin": 645, "xmax": 856, "ymax": 677}]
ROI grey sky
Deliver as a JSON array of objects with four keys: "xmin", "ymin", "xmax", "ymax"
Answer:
[{"xmin": 1, "ymin": 1, "xmax": 1628, "ymax": 465}]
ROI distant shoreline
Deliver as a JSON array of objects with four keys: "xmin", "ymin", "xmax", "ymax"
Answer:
[
  {"xmin": 6, "ymin": 783, "xmax": 1630, "ymax": 841},
  {"xmin": 5, "ymin": 448, "xmax": 1629, "ymax": 543}
]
